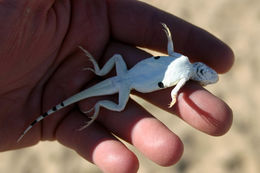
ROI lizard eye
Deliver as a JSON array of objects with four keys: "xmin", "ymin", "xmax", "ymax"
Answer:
[
  {"xmin": 154, "ymin": 56, "xmax": 161, "ymax": 60},
  {"xmin": 158, "ymin": 82, "xmax": 164, "ymax": 88}
]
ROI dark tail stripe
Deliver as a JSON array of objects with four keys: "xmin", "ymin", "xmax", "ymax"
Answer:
[
  {"xmin": 43, "ymin": 112, "xmax": 48, "ymax": 117},
  {"xmin": 52, "ymin": 106, "xmax": 57, "ymax": 111},
  {"xmin": 31, "ymin": 120, "xmax": 38, "ymax": 126}
]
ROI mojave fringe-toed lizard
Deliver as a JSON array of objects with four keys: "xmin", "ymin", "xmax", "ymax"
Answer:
[{"xmin": 17, "ymin": 23, "xmax": 218, "ymax": 142}]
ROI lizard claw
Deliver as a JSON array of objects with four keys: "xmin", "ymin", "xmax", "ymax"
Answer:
[
  {"xmin": 81, "ymin": 107, "xmax": 94, "ymax": 114},
  {"xmin": 168, "ymin": 98, "xmax": 176, "ymax": 108},
  {"xmin": 77, "ymin": 123, "xmax": 90, "ymax": 131},
  {"xmin": 77, "ymin": 118, "xmax": 95, "ymax": 131},
  {"xmin": 82, "ymin": 67, "xmax": 95, "ymax": 72}
]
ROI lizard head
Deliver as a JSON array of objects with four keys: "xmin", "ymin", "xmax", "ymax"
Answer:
[{"xmin": 191, "ymin": 62, "xmax": 219, "ymax": 85}]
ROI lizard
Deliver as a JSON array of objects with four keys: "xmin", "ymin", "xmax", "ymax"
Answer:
[{"xmin": 17, "ymin": 23, "xmax": 219, "ymax": 142}]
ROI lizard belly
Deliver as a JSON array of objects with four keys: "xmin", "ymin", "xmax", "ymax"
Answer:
[{"xmin": 129, "ymin": 71, "xmax": 165, "ymax": 93}]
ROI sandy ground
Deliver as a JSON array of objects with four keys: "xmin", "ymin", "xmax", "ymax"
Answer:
[{"xmin": 1, "ymin": 0, "xmax": 260, "ymax": 172}]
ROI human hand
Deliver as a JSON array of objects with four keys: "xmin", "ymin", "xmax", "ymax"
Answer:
[{"xmin": 0, "ymin": 0, "xmax": 234, "ymax": 173}]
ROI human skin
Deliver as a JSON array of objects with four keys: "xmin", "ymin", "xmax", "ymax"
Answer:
[{"xmin": 0, "ymin": 0, "xmax": 234, "ymax": 173}]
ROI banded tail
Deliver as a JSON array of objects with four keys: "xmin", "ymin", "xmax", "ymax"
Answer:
[
  {"xmin": 17, "ymin": 87, "xmax": 97, "ymax": 142},
  {"xmin": 17, "ymin": 101, "xmax": 66, "ymax": 142},
  {"xmin": 17, "ymin": 78, "xmax": 114, "ymax": 142}
]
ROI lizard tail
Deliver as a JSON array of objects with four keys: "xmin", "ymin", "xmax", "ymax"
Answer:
[
  {"xmin": 17, "ymin": 78, "xmax": 113, "ymax": 142},
  {"xmin": 17, "ymin": 102, "xmax": 66, "ymax": 143}
]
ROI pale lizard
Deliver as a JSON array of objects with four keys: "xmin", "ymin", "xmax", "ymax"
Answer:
[{"xmin": 17, "ymin": 23, "xmax": 218, "ymax": 142}]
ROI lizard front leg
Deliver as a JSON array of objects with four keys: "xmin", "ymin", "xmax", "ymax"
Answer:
[
  {"xmin": 79, "ymin": 46, "xmax": 127, "ymax": 76},
  {"xmin": 169, "ymin": 78, "xmax": 188, "ymax": 108},
  {"xmin": 79, "ymin": 85, "xmax": 131, "ymax": 130},
  {"xmin": 161, "ymin": 23, "xmax": 175, "ymax": 57}
]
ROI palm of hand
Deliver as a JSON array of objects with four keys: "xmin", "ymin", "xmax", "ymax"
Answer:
[{"xmin": 0, "ymin": 1, "xmax": 110, "ymax": 146}]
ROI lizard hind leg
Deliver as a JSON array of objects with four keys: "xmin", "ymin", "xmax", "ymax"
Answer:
[{"xmin": 78, "ymin": 87, "xmax": 130, "ymax": 131}]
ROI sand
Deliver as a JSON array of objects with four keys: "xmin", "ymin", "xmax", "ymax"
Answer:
[{"xmin": 1, "ymin": 0, "xmax": 259, "ymax": 172}]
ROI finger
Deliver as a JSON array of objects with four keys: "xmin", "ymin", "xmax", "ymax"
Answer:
[
  {"xmin": 56, "ymin": 111, "xmax": 139, "ymax": 173},
  {"xmin": 134, "ymin": 82, "xmax": 233, "ymax": 136},
  {"xmin": 104, "ymin": 43, "xmax": 232, "ymax": 136},
  {"xmin": 98, "ymin": 99, "xmax": 184, "ymax": 166},
  {"xmin": 79, "ymin": 94, "xmax": 184, "ymax": 166},
  {"xmin": 108, "ymin": 0, "xmax": 234, "ymax": 73}
]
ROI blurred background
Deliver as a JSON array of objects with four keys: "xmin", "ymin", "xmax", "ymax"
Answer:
[{"xmin": 1, "ymin": 0, "xmax": 259, "ymax": 172}]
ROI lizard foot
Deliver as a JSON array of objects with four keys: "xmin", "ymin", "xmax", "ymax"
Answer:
[
  {"xmin": 79, "ymin": 46, "xmax": 99, "ymax": 74},
  {"xmin": 77, "ymin": 114, "xmax": 97, "ymax": 131},
  {"xmin": 78, "ymin": 107, "xmax": 98, "ymax": 130},
  {"xmin": 168, "ymin": 98, "xmax": 176, "ymax": 108},
  {"xmin": 161, "ymin": 23, "xmax": 172, "ymax": 38}
]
